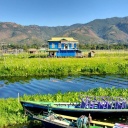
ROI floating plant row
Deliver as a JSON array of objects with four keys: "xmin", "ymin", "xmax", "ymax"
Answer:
[{"xmin": 0, "ymin": 52, "xmax": 128, "ymax": 76}]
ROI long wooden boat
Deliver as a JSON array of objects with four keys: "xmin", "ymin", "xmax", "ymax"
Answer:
[
  {"xmin": 30, "ymin": 113, "xmax": 115, "ymax": 128},
  {"xmin": 27, "ymin": 109, "xmax": 78, "ymax": 128},
  {"xmin": 24, "ymin": 107, "xmax": 114, "ymax": 128},
  {"xmin": 20, "ymin": 96, "xmax": 128, "ymax": 121}
]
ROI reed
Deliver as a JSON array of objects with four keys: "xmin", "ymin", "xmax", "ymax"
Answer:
[{"xmin": 0, "ymin": 88, "xmax": 128, "ymax": 128}]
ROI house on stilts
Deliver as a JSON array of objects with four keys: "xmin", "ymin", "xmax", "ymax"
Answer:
[{"xmin": 47, "ymin": 37, "xmax": 82, "ymax": 57}]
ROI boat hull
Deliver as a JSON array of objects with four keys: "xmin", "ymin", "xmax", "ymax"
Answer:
[
  {"xmin": 31, "ymin": 116, "xmax": 76, "ymax": 128},
  {"xmin": 20, "ymin": 101, "xmax": 128, "ymax": 121}
]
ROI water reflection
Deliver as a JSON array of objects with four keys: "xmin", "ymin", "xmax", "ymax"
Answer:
[{"xmin": 0, "ymin": 75, "xmax": 128, "ymax": 98}]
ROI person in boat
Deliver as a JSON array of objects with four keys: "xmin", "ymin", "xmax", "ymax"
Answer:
[{"xmin": 77, "ymin": 114, "xmax": 92, "ymax": 128}]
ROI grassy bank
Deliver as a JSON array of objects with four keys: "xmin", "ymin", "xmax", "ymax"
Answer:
[
  {"xmin": 0, "ymin": 50, "xmax": 128, "ymax": 77},
  {"xmin": 0, "ymin": 88, "xmax": 128, "ymax": 128}
]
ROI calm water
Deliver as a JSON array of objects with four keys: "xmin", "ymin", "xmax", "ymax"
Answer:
[{"xmin": 0, "ymin": 75, "xmax": 128, "ymax": 98}]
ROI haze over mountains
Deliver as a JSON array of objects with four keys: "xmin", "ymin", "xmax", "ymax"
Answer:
[{"xmin": 0, "ymin": 16, "xmax": 128, "ymax": 45}]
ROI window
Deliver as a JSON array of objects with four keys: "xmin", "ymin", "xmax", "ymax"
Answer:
[
  {"xmin": 65, "ymin": 44, "xmax": 68, "ymax": 49},
  {"xmin": 74, "ymin": 43, "xmax": 76, "ymax": 48},
  {"xmin": 72, "ymin": 43, "xmax": 74, "ymax": 48},
  {"xmin": 69, "ymin": 43, "xmax": 72, "ymax": 49},
  {"xmin": 52, "ymin": 43, "xmax": 55, "ymax": 48},
  {"xmin": 58, "ymin": 43, "xmax": 61, "ymax": 48}
]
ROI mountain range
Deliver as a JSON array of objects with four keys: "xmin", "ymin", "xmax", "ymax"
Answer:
[{"xmin": 1, "ymin": 16, "xmax": 128, "ymax": 45}]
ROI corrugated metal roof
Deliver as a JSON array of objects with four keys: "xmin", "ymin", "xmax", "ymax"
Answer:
[{"xmin": 48, "ymin": 37, "xmax": 78, "ymax": 42}]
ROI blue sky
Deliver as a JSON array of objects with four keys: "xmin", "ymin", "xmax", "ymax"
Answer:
[{"xmin": 0, "ymin": 0, "xmax": 128, "ymax": 26}]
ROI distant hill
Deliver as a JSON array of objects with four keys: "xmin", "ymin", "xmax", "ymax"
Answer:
[
  {"xmin": 0, "ymin": 16, "xmax": 128, "ymax": 45},
  {"xmin": 85, "ymin": 17, "xmax": 128, "ymax": 43}
]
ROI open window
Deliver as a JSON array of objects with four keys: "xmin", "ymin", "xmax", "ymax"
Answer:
[{"xmin": 65, "ymin": 44, "xmax": 68, "ymax": 49}]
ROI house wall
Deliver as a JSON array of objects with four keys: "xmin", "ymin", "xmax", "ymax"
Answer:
[
  {"xmin": 49, "ymin": 41, "xmax": 60, "ymax": 49},
  {"xmin": 48, "ymin": 41, "xmax": 78, "ymax": 57},
  {"xmin": 61, "ymin": 42, "xmax": 77, "ymax": 50},
  {"xmin": 56, "ymin": 50, "xmax": 76, "ymax": 57},
  {"xmin": 49, "ymin": 41, "xmax": 77, "ymax": 50}
]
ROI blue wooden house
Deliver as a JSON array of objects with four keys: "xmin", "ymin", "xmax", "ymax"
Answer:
[{"xmin": 47, "ymin": 37, "xmax": 82, "ymax": 57}]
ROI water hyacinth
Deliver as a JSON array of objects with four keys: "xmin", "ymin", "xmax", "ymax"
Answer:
[
  {"xmin": 0, "ymin": 51, "xmax": 128, "ymax": 77},
  {"xmin": 0, "ymin": 88, "xmax": 128, "ymax": 128}
]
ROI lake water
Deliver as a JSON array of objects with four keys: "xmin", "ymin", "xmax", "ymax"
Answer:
[{"xmin": 0, "ymin": 75, "xmax": 128, "ymax": 98}]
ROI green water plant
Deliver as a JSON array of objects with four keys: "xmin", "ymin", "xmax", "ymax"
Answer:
[
  {"xmin": 0, "ymin": 88, "xmax": 128, "ymax": 128},
  {"xmin": 0, "ymin": 51, "xmax": 128, "ymax": 77}
]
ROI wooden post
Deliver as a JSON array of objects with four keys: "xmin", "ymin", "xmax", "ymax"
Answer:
[{"xmin": 18, "ymin": 92, "xmax": 19, "ymax": 103}]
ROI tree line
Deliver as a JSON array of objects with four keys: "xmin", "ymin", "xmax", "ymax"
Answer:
[
  {"xmin": 1, "ymin": 42, "xmax": 128, "ymax": 51},
  {"xmin": 79, "ymin": 43, "xmax": 128, "ymax": 50}
]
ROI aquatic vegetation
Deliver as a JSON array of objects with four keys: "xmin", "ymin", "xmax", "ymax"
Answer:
[
  {"xmin": 0, "ymin": 88, "xmax": 128, "ymax": 128},
  {"xmin": 0, "ymin": 98, "xmax": 27, "ymax": 128},
  {"xmin": 0, "ymin": 50, "xmax": 128, "ymax": 127},
  {"xmin": 0, "ymin": 51, "xmax": 128, "ymax": 77}
]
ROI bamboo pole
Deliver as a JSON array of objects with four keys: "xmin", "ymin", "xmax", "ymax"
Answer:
[{"xmin": 56, "ymin": 114, "xmax": 114, "ymax": 127}]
